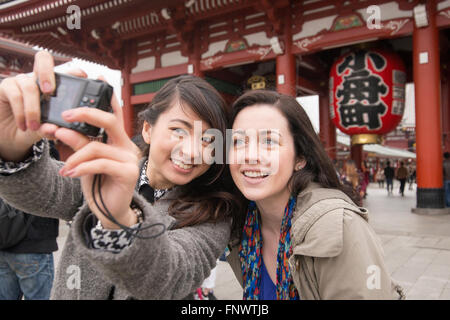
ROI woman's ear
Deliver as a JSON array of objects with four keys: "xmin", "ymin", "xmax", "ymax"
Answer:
[
  {"xmin": 141, "ymin": 121, "xmax": 152, "ymax": 144},
  {"xmin": 294, "ymin": 158, "xmax": 306, "ymax": 171}
]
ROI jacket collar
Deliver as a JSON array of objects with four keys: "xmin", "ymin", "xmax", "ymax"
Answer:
[
  {"xmin": 291, "ymin": 182, "xmax": 368, "ymax": 257},
  {"xmin": 135, "ymin": 157, "xmax": 148, "ymax": 191},
  {"xmin": 134, "ymin": 157, "xmax": 179, "ymax": 201}
]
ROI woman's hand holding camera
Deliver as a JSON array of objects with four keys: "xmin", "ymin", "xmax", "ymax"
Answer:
[
  {"xmin": 0, "ymin": 50, "xmax": 141, "ymax": 229},
  {"xmin": 56, "ymin": 93, "xmax": 142, "ymax": 229},
  {"xmin": 0, "ymin": 51, "xmax": 58, "ymax": 161}
]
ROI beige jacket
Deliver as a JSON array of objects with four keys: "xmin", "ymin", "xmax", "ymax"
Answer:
[{"xmin": 227, "ymin": 183, "xmax": 405, "ymax": 300}]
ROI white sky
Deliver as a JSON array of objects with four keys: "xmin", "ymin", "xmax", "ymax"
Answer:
[
  {"xmin": 297, "ymin": 95, "xmax": 320, "ymax": 132},
  {"xmin": 54, "ymin": 59, "xmax": 415, "ymax": 132}
]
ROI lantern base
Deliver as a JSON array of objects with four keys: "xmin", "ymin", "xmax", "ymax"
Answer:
[{"xmin": 351, "ymin": 134, "xmax": 382, "ymax": 145}]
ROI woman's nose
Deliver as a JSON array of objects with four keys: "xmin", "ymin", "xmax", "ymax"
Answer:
[
  {"xmin": 245, "ymin": 136, "xmax": 259, "ymax": 165},
  {"xmin": 179, "ymin": 137, "xmax": 202, "ymax": 164}
]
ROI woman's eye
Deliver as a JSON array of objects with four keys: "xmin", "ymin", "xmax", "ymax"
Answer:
[
  {"xmin": 233, "ymin": 138, "xmax": 245, "ymax": 147},
  {"xmin": 262, "ymin": 138, "xmax": 278, "ymax": 146},
  {"xmin": 172, "ymin": 128, "xmax": 187, "ymax": 135},
  {"xmin": 201, "ymin": 136, "xmax": 214, "ymax": 144},
  {"xmin": 170, "ymin": 128, "xmax": 188, "ymax": 140}
]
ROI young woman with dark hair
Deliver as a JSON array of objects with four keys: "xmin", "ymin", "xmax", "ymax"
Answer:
[
  {"xmin": 0, "ymin": 51, "xmax": 239, "ymax": 299},
  {"xmin": 226, "ymin": 90, "xmax": 405, "ymax": 300}
]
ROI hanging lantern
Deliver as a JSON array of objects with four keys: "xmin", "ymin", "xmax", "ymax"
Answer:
[{"xmin": 329, "ymin": 49, "xmax": 406, "ymax": 144}]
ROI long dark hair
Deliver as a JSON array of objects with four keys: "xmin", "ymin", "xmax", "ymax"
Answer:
[
  {"xmin": 229, "ymin": 90, "xmax": 360, "ymax": 239},
  {"xmin": 137, "ymin": 75, "xmax": 239, "ymax": 228}
]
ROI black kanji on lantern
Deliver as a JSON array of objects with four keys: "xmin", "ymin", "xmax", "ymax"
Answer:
[
  {"xmin": 337, "ymin": 50, "xmax": 386, "ymax": 74},
  {"xmin": 339, "ymin": 102, "xmax": 386, "ymax": 129},
  {"xmin": 335, "ymin": 50, "xmax": 388, "ymax": 130}
]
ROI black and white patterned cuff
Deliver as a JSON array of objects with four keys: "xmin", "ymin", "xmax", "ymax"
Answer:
[
  {"xmin": 0, "ymin": 140, "xmax": 45, "ymax": 175},
  {"xmin": 90, "ymin": 222, "xmax": 141, "ymax": 253}
]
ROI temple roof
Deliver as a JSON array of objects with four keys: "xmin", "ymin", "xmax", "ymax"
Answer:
[
  {"xmin": 0, "ymin": 0, "xmax": 446, "ymax": 69},
  {"xmin": 0, "ymin": 35, "xmax": 70, "ymax": 78}
]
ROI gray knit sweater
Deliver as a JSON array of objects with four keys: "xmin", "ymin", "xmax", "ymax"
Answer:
[{"xmin": 0, "ymin": 141, "xmax": 230, "ymax": 299}]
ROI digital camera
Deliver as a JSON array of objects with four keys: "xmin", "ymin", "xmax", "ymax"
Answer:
[{"xmin": 40, "ymin": 73, "xmax": 114, "ymax": 137}]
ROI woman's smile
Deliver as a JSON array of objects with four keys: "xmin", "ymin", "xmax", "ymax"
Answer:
[
  {"xmin": 241, "ymin": 168, "xmax": 271, "ymax": 184},
  {"xmin": 170, "ymin": 157, "xmax": 195, "ymax": 173}
]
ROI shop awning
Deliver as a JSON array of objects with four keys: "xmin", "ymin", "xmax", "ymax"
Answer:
[{"xmin": 337, "ymin": 135, "xmax": 416, "ymax": 159}]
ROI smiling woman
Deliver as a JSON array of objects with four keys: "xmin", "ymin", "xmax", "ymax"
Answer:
[
  {"xmin": 226, "ymin": 90, "xmax": 405, "ymax": 300},
  {"xmin": 137, "ymin": 75, "xmax": 237, "ymax": 229},
  {"xmin": 0, "ymin": 51, "xmax": 241, "ymax": 300}
]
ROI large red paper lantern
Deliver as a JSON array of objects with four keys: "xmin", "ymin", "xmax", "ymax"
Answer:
[{"xmin": 329, "ymin": 49, "xmax": 406, "ymax": 144}]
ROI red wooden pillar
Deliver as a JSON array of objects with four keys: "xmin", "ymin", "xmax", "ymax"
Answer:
[
  {"xmin": 189, "ymin": 30, "xmax": 204, "ymax": 78},
  {"xmin": 276, "ymin": 13, "xmax": 296, "ymax": 96},
  {"xmin": 319, "ymin": 92, "xmax": 337, "ymax": 160},
  {"xmin": 121, "ymin": 42, "xmax": 135, "ymax": 138},
  {"xmin": 121, "ymin": 69, "xmax": 133, "ymax": 137},
  {"xmin": 413, "ymin": 0, "xmax": 444, "ymax": 208},
  {"xmin": 189, "ymin": 57, "xmax": 204, "ymax": 78}
]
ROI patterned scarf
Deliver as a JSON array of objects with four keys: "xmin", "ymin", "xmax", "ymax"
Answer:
[{"xmin": 239, "ymin": 196, "xmax": 299, "ymax": 300}]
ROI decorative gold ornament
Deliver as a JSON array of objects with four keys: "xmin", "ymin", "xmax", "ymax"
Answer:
[
  {"xmin": 247, "ymin": 75, "xmax": 266, "ymax": 90},
  {"xmin": 351, "ymin": 134, "xmax": 382, "ymax": 145}
]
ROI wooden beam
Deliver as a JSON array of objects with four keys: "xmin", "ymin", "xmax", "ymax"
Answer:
[
  {"xmin": 164, "ymin": 4, "xmax": 195, "ymax": 57},
  {"xmin": 259, "ymin": 0, "xmax": 283, "ymax": 34},
  {"xmin": 292, "ymin": 18, "xmax": 414, "ymax": 56},
  {"xmin": 437, "ymin": 9, "xmax": 450, "ymax": 29},
  {"xmin": 200, "ymin": 45, "xmax": 277, "ymax": 72},
  {"xmin": 130, "ymin": 63, "xmax": 189, "ymax": 84},
  {"xmin": 131, "ymin": 93, "xmax": 156, "ymax": 105}
]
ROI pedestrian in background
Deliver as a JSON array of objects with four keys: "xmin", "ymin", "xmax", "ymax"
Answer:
[
  {"xmin": 396, "ymin": 161, "xmax": 408, "ymax": 197},
  {"xmin": 361, "ymin": 161, "xmax": 369, "ymax": 199},
  {"xmin": 341, "ymin": 160, "xmax": 362, "ymax": 204},
  {"xmin": 0, "ymin": 141, "xmax": 60, "ymax": 300},
  {"xmin": 408, "ymin": 164, "xmax": 415, "ymax": 191},
  {"xmin": 376, "ymin": 167, "xmax": 385, "ymax": 188},
  {"xmin": 384, "ymin": 161, "xmax": 395, "ymax": 195},
  {"xmin": 443, "ymin": 152, "xmax": 450, "ymax": 206},
  {"xmin": 193, "ymin": 265, "xmax": 217, "ymax": 300}
]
